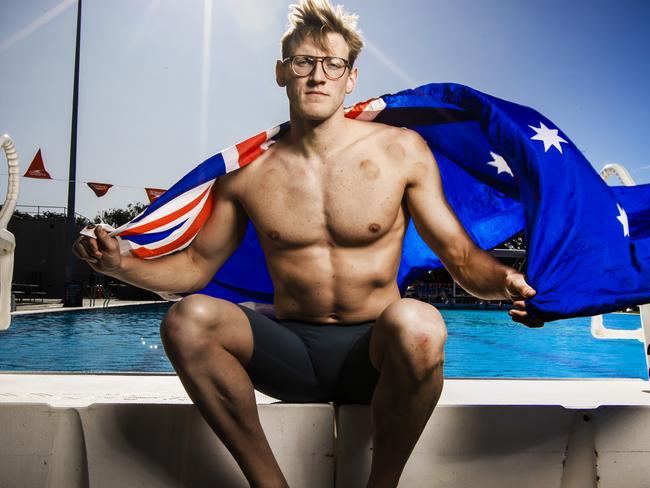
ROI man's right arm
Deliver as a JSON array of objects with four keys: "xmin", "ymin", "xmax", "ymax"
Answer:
[{"xmin": 73, "ymin": 177, "xmax": 249, "ymax": 294}]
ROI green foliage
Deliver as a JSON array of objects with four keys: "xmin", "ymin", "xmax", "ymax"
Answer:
[
  {"xmin": 12, "ymin": 209, "xmax": 90, "ymax": 227},
  {"xmin": 9, "ymin": 202, "xmax": 149, "ymax": 228},
  {"xmin": 502, "ymin": 231, "xmax": 526, "ymax": 250},
  {"xmin": 13, "ymin": 210, "xmax": 64, "ymax": 221},
  {"xmin": 94, "ymin": 202, "xmax": 148, "ymax": 227}
]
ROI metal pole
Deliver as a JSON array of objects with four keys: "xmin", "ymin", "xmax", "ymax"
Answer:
[{"xmin": 63, "ymin": 0, "xmax": 83, "ymax": 305}]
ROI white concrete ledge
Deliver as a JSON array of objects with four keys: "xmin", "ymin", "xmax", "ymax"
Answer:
[
  {"xmin": 336, "ymin": 404, "xmax": 650, "ymax": 487},
  {"xmin": 1, "ymin": 374, "xmax": 649, "ymax": 408},
  {"xmin": 2, "ymin": 374, "xmax": 650, "ymax": 487},
  {"xmin": 0, "ymin": 402, "xmax": 334, "ymax": 488}
]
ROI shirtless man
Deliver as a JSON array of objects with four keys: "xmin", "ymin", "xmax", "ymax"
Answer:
[{"xmin": 73, "ymin": 1, "xmax": 542, "ymax": 486}]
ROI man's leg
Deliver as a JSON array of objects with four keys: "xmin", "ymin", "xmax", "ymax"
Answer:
[
  {"xmin": 160, "ymin": 295, "xmax": 289, "ymax": 488},
  {"xmin": 366, "ymin": 298, "xmax": 447, "ymax": 488}
]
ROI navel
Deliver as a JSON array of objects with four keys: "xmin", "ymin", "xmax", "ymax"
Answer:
[
  {"xmin": 329, "ymin": 313, "xmax": 341, "ymax": 321},
  {"xmin": 268, "ymin": 230, "xmax": 281, "ymax": 241},
  {"xmin": 369, "ymin": 223, "xmax": 381, "ymax": 233},
  {"xmin": 359, "ymin": 159, "xmax": 380, "ymax": 180}
]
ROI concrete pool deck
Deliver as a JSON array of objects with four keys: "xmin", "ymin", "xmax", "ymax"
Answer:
[{"xmin": 11, "ymin": 298, "xmax": 168, "ymax": 314}]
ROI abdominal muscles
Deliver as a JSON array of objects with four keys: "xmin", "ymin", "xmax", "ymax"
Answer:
[{"xmin": 269, "ymin": 238, "xmax": 403, "ymax": 323}]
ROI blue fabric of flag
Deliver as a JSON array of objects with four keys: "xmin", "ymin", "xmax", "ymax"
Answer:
[{"xmin": 181, "ymin": 82, "xmax": 650, "ymax": 321}]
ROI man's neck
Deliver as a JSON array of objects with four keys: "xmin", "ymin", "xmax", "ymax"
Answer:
[{"xmin": 287, "ymin": 107, "xmax": 349, "ymax": 158}]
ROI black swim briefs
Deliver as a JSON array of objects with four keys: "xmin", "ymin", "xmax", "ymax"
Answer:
[{"xmin": 237, "ymin": 305, "xmax": 380, "ymax": 404}]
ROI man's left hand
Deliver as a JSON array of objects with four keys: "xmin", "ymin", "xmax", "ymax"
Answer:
[{"xmin": 504, "ymin": 271, "xmax": 545, "ymax": 328}]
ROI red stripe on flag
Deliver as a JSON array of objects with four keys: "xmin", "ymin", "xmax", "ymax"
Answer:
[
  {"xmin": 236, "ymin": 131, "xmax": 267, "ymax": 167},
  {"xmin": 130, "ymin": 190, "xmax": 214, "ymax": 258},
  {"xmin": 345, "ymin": 98, "xmax": 375, "ymax": 119},
  {"xmin": 118, "ymin": 186, "xmax": 211, "ymax": 236}
]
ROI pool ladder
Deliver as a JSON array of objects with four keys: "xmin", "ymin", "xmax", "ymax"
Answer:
[{"xmin": 0, "ymin": 134, "xmax": 19, "ymax": 330}]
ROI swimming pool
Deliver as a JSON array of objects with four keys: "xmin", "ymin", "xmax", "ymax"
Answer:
[{"xmin": 0, "ymin": 304, "xmax": 646, "ymax": 378}]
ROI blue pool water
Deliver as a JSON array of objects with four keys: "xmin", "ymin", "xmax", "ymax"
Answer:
[{"xmin": 0, "ymin": 304, "xmax": 646, "ymax": 378}]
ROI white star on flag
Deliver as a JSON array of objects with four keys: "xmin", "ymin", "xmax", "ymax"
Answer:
[
  {"xmin": 486, "ymin": 151, "xmax": 514, "ymax": 177},
  {"xmin": 616, "ymin": 203, "xmax": 629, "ymax": 237},
  {"xmin": 529, "ymin": 121, "xmax": 567, "ymax": 153}
]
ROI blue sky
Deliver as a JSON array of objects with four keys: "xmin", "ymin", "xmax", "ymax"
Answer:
[{"xmin": 1, "ymin": 0, "xmax": 648, "ymax": 219}]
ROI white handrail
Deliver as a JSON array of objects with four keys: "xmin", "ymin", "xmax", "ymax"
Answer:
[{"xmin": 0, "ymin": 134, "xmax": 20, "ymax": 330}]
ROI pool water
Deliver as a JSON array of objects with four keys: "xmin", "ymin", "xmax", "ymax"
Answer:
[
  {"xmin": 1, "ymin": 305, "xmax": 172, "ymax": 373},
  {"xmin": 0, "ymin": 304, "xmax": 646, "ymax": 378}
]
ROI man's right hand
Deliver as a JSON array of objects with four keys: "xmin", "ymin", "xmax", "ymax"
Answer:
[{"xmin": 73, "ymin": 225, "xmax": 122, "ymax": 275}]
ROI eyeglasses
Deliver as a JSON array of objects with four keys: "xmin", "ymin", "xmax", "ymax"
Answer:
[{"xmin": 282, "ymin": 55, "xmax": 351, "ymax": 80}]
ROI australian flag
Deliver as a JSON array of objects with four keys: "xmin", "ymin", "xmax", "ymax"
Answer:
[{"xmin": 109, "ymin": 83, "xmax": 650, "ymax": 322}]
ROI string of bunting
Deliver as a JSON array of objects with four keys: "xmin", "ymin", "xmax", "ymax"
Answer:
[{"xmin": 22, "ymin": 148, "xmax": 166, "ymax": 203}]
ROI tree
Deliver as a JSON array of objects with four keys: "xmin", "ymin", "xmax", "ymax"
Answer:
[
  {"xmin": 6, "ymin": 202, "xmax": 149, "ymax": 228},
  {"xmin": 11, "ymin": 209, "xmax": 90, "ymax": 227},
  {"xmin": 94, "ymin": 202, "xmax": 147, "ymax": 228}
]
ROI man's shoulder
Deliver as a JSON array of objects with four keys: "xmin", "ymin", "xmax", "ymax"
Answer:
[
  {"xmin": 349, "ymin": 119, "xmax": 424, "ymax": 149},
  {"xmin": 347, "ymin": 120, "xmax": 429, "ymax": 164},
  {"xmin": 221, "ymin": 142, "xmax": 279, "ymax": 181},
  {"xmin": 216, "ymin": 148, "xmax": 271, "ymax": 198}
]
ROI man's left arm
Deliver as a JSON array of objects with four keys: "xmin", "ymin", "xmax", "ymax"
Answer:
[{"xmin": 401, "ymin": 130, "xmax": 543, "ymax": 327}]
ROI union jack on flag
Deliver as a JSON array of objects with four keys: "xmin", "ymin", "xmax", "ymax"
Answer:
[
  {"xmin": 105, "ymin": 82, "xmax": 650, "ymax": 322},
  {"xmin": 111, "ymin": 124, "xmax": 290, "ymax": 258}
]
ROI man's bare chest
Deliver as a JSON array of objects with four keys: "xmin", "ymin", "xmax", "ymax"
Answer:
[{"xmin": 236, "ymin": 156, "xmax": 408, "ymax": 247}]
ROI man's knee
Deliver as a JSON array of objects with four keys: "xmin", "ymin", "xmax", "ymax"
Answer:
[
  {"xmin": 161, "ymin": 295, "xmax": 218, "ymax": 343},
  {"xmin": 160, "ymin": 295, "xmax": 252, "ymax": 363},
  {"xmin": 375, "ymin": 298, "xmax": 447, "ymax": 381}
]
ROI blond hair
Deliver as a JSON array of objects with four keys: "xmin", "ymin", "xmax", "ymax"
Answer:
[{"xmin": 281, "ymin": 0, "xmax": 364, "ymax": 66}]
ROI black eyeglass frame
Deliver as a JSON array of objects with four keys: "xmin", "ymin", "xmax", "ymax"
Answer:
[{"xmin": 282, "ymin": 55, "xmax": 352, "ymax": 80}]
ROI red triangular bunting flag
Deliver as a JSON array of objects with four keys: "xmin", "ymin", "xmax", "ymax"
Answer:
[
  {"xmin": 145, "ymin": 188, "xmax": 166, "ymax": 203},
  {"xmin": 87, "ymin": 182, "xmax": 113, "ymax": 197},
  {"xmin": 24, "ymin": 149, "xmax": 52, "ymax": 179}
]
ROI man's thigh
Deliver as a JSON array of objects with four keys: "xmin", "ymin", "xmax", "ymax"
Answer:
[
  {"xmin": 162, "ymin": 294, "xmax": 254, "ymax": 366},
  {"xmin": 237, "ymin": 305, "xmax": 326, "ymax": 403},
  {"xmin": 335, "ymin": 325, "xmax": 381, "ymax": 405}
]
